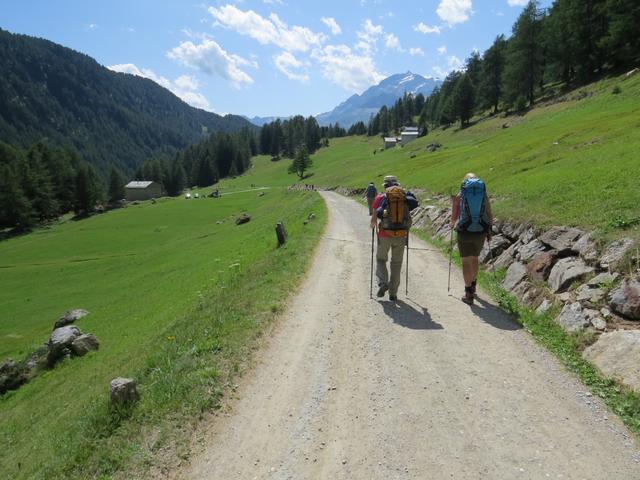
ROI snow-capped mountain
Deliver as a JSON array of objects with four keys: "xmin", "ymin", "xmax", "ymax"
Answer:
[{"xmin": 316, "ymin": 72, "xmax": 441, "ymax": 127}]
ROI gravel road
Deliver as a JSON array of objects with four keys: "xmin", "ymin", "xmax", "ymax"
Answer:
[{"xmin": 178, "ymin": 191, "xmax": 640, "ymax": 480}]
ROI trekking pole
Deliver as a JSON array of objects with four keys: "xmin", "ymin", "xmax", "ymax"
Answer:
[
  {"xmin": 447, "ymin": 228, "xmax": 454, "ymax": 293},
  {"xmin": 370, "ymin": 227, "xmax": 375, "ymax": 299},
  {"xmin": 405, "ymin": 233, "xmax": 409, "ymax": 296}
]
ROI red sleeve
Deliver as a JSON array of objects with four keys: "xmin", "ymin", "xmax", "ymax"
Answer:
[{"xmin": 371, "ymin": 194, "xmax": 384, "ymax": 210}]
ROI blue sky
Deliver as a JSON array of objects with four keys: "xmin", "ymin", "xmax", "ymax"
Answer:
[{"xmin": 2, "ymin": 0, "xmax": 552, "ymax": 117}]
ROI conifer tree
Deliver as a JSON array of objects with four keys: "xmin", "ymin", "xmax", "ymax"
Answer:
[
  {"xmin": 108, "ymin": 166, "xmax": 125, "ymax": 203},
  {"xmin": 288, "ymin": 145, "xmax": 313, "ymax": 180}
]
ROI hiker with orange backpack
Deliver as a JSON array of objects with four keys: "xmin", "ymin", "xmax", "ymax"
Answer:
[
  {"xmin": 450, "ymin": 173, "xmax": 494, "ymax": 305},
  {"xmin": 370, "ymin": 175, "xmax": 419, "ymax": 301}
]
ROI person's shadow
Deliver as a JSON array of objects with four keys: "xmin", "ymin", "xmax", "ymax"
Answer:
[
  {"xmin": 381, "ymin": 299, "xmax": 444, "ymax": 330},
  {"xmin": 468, "ymin": 296, "xmax": 522, "ymax": 331}
]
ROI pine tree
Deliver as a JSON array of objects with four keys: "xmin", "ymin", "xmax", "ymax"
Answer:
[
  {"xmin": 479, "ymin": 35, "xmax": 507, "ymax": 112},
  {"xmin": 453, "ymin": 74, "xmax": 476, "ymax": 126},
  {"xmin": 288, "ymin": 145, "xmax": 313, "ymax": 180},
  {"xmin": 108, "ymin": 166, "xmax": 125, "ymax": 203},
  {"xmin": 74, "ymin": 165, "xmax": 100, "ymax": 215},
  {"xmin": 603, "ymin": 0, "xmax": 640, "ymax": 68},
  {"xmin": 503, "ymin": 1, "xmax": 544, "ymax": 107}
]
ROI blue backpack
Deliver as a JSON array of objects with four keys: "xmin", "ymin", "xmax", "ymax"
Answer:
[{"xmin": 457, "ymin": 178, "xmax": 490, "ymax": 233}]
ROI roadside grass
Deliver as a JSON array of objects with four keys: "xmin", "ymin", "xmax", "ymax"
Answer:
[
  {"xmin": 415, "ymin": 228, "xmax": 640, "ymax": 438},
  {"xmin": 0, "ymin": 188, "xmax": 326, "ymax": 479},
  {"xmin": 225, "ymin": 73, "xmax": 640, "ymax": 241}
]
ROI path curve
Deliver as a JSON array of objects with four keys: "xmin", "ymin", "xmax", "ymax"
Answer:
[{"xmin": 178, "ymin": 191, "xmax": 640, "ymax": 479}]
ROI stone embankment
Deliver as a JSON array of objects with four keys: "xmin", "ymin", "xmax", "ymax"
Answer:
[{"xmin": 410, "ymin": 202, "xmax": 640, "ymax": 392}]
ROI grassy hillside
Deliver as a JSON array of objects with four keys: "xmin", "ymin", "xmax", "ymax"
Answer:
[
  {"xmin": 0, "ymin": 187, "xmax": 326, "ymax": 479},
  {"xmin": 225, "ymin": 73, "xmax": 640, "ymax": 240}
]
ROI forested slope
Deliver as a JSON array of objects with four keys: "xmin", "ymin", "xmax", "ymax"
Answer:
[{"xmin": 0, "ymin": 28, "xmax": 255, "ymax": 175}]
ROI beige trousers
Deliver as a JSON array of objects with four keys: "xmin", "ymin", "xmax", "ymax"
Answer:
[{"xmin": 376, "ymin": 235, "xmax": 406, "ymax": 295}]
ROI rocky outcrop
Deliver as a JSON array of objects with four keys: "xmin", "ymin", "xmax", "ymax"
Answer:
[
  {"xmin": 53, "ymin": 309, "xmax": 89, "ymax": 330},
  {"xmin": 609, "ymin": 280, "xmax": 640, "ymax": 320},
  {"xmin": 583, "ymin": 331, "xmax": 640, "ymax": 391},
  {"xmin": 502, "ymin": 262, "xmax": 528, "ymax": 292},
  {"xmin": 539, "ymin": 226, "xmax": 585, "ymax": 255},
  {"xmin": 1, "ymin": 309, "xmax": 99, "ymax": 395},
  {"xmin": 547, "ymin": 258, "xmax": 594, "ymax": 293}
]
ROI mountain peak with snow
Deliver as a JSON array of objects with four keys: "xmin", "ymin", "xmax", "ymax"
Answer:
[{"xmin": 316, "ymin": 72, "xmax": 441, "ymax": 127}]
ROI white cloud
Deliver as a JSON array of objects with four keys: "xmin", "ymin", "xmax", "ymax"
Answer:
[
  {"xmin": 87, "ymin": 23, "xmax": 98, "ymax": 30},
  {"xmin": 274, "ymin": 51, "xmax": 309, "ymax": 82},
  {"xmin": 311, "ymin": 44, "xmax": 384, "ymax": 92},
  {"xmin": 437, "ymin": 45, "xmax": 447, "ymax": 55},
  {"xmin": 263, "ymin": 0, "xmax": 283, "ymax": 4},
  {"xmin": 167, "ymin": 39, "xmax": 254, "ymax": 88},
  {"xmin": 409, "ymin": 47, "xmax": 425, "ymax": 56},
  {"xmin": 413, "ymin": 22, "xmax": 441, "ymax": 34},
  {"xmin": 321, "ymin": 17, "xmax": 342, "ymax": 35},
  {"xmin": 209, "ymin": 4, "xmax": 324, "ymax": 52},
  {"xmin": 432, "ymin": 55, "xmax": 464, "ymax": 78},
  {"xmin": 108, "ymin": 64, "xmax": 212, "ymax": 110},
  {"xmin": 436, "ymin": 0, "xmax": 473, "ymax": 26},
  {"xmin": 507, "ymin": 0, "xmax": 528, "ymax": 5},
  {"xmin": 357, "ymin": 18, "xmax": 383, "ymax": 44},
  {"xmin": 385, "ymin": 33, "xmax": 402, "ymax": 51}
]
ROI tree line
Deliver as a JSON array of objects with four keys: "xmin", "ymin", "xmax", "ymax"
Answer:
[
  {"xmin": 368, "ymin": 0, "xmax": 639, "ymax": 135},
  {"xmin": 0, "ymin": 141, "xmax": 114, "ymax": 230}
]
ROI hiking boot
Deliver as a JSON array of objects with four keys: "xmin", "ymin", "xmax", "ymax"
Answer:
[
  {"xmin": 389, "ymin": 294, "xmax": 398, "ymax": 301},
  {"xmin": 462, "ymin": 286, "xmax": 474, "ymax": 305},
  {"xmin": 376, "ymin": 285, "xmax": 389, "ymax": 298}
]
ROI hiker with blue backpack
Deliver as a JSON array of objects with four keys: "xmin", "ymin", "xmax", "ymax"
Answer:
[
  {"xmin": 364, "ymin": 182, "xmax": 378, "ymax": 215},
  {"xmin": 450, "ymin": 173, "xmax": 494, "ymax": 305},
  {"xmin": 370, "ymin": 175, "xmax": 419, "ymax": 301}
]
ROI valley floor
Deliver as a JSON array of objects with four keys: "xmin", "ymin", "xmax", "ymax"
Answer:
[{"xmin": 174, "ymin": 192, "xmax": 640, "ymax": 479}]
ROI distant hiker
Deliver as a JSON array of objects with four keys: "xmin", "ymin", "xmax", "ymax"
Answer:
[
  {"xmin": 450, "ymin": 173, "xmax": 493, "ymax": 305},
  {"xmin": 364, "ymin": 182, "xmax": 378, "ymax": 215},
  {"xmin": 370, "ymin": 175, "xmax": 419, "ymax": 301}
]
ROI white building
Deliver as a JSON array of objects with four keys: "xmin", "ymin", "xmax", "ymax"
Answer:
[
  {"xmin": 384, "ymin": 137, "xmax": 398, "ymax": 149},
  {"xmin": 400, "ymin": 126, "xmax": 419, "ymax": 146}
]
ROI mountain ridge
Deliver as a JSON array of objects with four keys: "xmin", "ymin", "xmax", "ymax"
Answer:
[
  {"xmin": 315, "ymin": 72, "xmax": 441, "ymax": 127},
  {"xmin": 0, "ymin": 28, "xmax": 255, "ymax": 175}
]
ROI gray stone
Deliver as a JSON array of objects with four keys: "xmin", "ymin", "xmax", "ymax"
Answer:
[
  {"xmin": 609, "ymin": 279, "xmax": 640, "ymax": 320},
  {"xmin": 536, "ymin": 299, "xmax": 553, "ymax": 314},
  {"xmin": 519, "ymin": 227, "xmax": 536, "ymax": 245},
  {"xmin": 539, "ymin": 226, "xmax": 585, "ymax": 254},
  {"xmin": 70, "ymin": 334, "xmax": 100, "ymax": 357},
  {"xmin": 590, "ymin": 317, "xmax": 607, "ymax": 331},
  {"xmin": 54, "ymin": 308, "xmax": 89, "ymax": 330},
  {"xmin": 493, "ymin": 242, "xmax": 519, "ymax": 270},
  {"xmin": 556, "ymin": 302, "xmax": 590, "ymax": 332},
  {"xmin": 548, "ymin": 257, "xmax": 594, "ymax": 293},
  {"xmin": 588, "ymin": 272, "xmax": 620, "ymax": 287},
  {"xmin": 600, "ymin": 307, "xmax": 612, "ymax": 319},
  {"xmin": 47, "ymin": 325, "xmax": 81, "ymax": 366},
  {"xmin": 573, "ymin": 233, "xmax": 599, "ymax": 263},
  {"xmin": 479, "ymin": 235, "xmax": 511, "ymax": 263},
  {"xmin": 503, "ymin": 262, "xmax": 528, "ymax": 292},
  {"xmin": 235, "ymin": 213, "xmax": 251, "ymax": 225},
  {"xmin": 575, "ymin": 284, "xmax": 606, "ymax": 306},
  {"xmin": 0, "ymin": 358, "xmax": 27, "ymax": 394},
  {"xmin": 499, "ymin": 222, "xmax": 521, "ymax": 242},
  {"xmin": 583, "ymin": 330, "xmax": 640, "ymax": 391},
  {"xmin": 600, "ymin": 238, "xmax": 635, "ymax": 270},
  {"xmin": 517, "ymin": 239, "xmax": 546, "ymax": 262},
  {"xmin": 24, "ymin": 345, "xmax": 48, "ymax": 377},
  {"xmin": 512, "ymin": 281, "xmax": 543, "ymax": 308},
  {"xmin": 110, "ymin": 377, "xmax": 140, "ymax": 406},
  {"xmin": 526, "ymin": 250, "xmax": 558, "ymax": 282}
]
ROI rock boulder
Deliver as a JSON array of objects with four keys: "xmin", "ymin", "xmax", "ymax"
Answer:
[
  {"xmin": 503, "ymin": 262, "xmax": 528, "ymax": 292},
  {"xmin": 526, "ymin": 250, "xmax": 558, "ymax": 282},
  {"xmin": 556, "ymin": 302, "xmax": 590, "ymax": 332},
  {"xmin": 110, "ymin": 377, "xmax": 140, "ymax": 407},
  {"xmin": 54, "ymin": 309, "xmax": 89, "ymax": 330},
  {"xmin": 547, "ymin": 257, "xmax": 594, "ymax": 293},
  {"xmin": 47, "ymin": 325, "xmax": 81, "ymax": 366},
  {"xmin": 70, "ymin": 334, "xmax": 100, "ymax": 357},
  {"xmin": 539, "ymin": 227, "xmax": 585, "ymax": 255},
  {"xmin": 609, "ymin": 279, "xmax": 640, "ymax": 320},
  {"xmin": 599, "ymin": 238, "xmax": 635, "ymax": 270},
  {"xmin": 0, "ymin": 358, "xmax": 27, "ymax": 394},
  {"xmin": 583, "ymin": 330, "xmax": 640, "ymax": 391}
]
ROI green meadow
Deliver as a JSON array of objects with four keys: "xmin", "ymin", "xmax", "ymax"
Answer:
[
  {"xmin": 225, "ymin": 73, "xmax": 640, "ymax": 240},
  {"xmin": 0, "ymin": 188, "xmax": 326, "ymax": 479}
]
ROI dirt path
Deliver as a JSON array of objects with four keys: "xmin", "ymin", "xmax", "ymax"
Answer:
[{"xmin": 178, "ymin": 191, "xmax": 639, "ymax": 479}]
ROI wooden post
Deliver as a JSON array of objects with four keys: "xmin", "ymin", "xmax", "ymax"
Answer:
[{"xmin": 275, "ymin": 222, "xmax": 288, "ymax": 246}]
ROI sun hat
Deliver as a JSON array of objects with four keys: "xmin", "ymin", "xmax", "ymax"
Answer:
[{"xmin": 383, "ymin": 175, "xmax": 398, "ymax": 187}]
